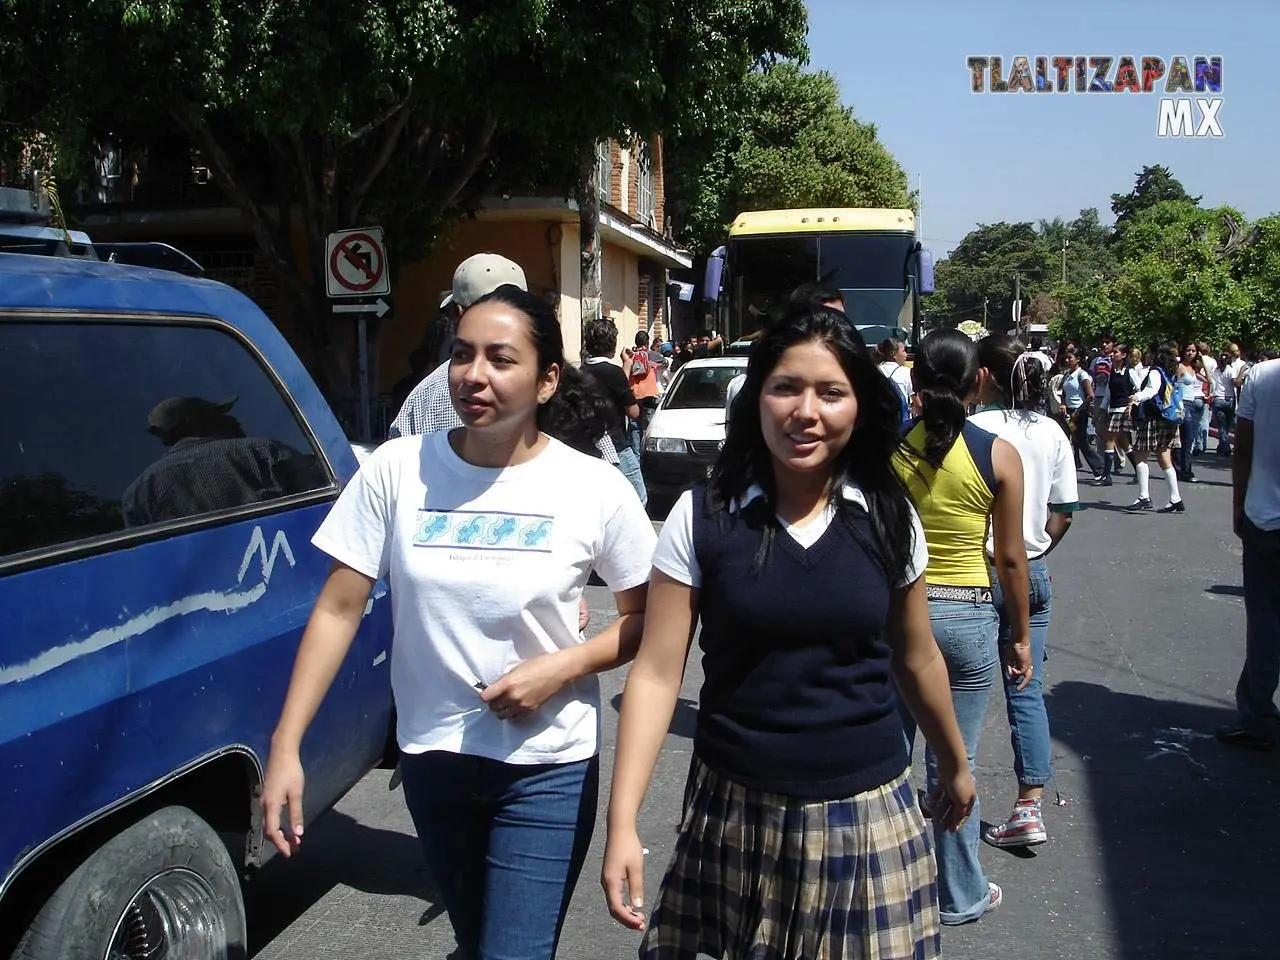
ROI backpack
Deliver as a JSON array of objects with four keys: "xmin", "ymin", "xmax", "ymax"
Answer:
[{"xmin": 1142, "ymin": 367, "xmax": 1184, "ymax": 422}]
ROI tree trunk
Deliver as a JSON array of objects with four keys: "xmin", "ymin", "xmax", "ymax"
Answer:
[{"xmin": 578, "ymin": 149, "xmax": 602, "ymax": 326}]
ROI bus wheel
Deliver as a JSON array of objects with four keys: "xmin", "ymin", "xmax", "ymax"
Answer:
[{"xmin": 13, "ymin": 805, "xmax": 246, "ymax": 960}]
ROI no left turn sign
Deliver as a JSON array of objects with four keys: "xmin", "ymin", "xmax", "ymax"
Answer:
[{"xmin": 326, "ymin": 227, "xmax": 390, "ymax": 298}]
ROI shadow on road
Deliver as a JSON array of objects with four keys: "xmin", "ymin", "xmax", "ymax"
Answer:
[
  {"xmin": 1044, "ymin": 680, "xmax": 1280, "ymax": 959},
  {"xmin": 244, "ymin": 810, "xmax": 440, "ymax": 956},
  {"xmin": 609, "ymin": 692, "xmax": 699, "ymax": 738}
]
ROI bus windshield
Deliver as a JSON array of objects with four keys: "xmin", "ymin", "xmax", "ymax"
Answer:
[{"xmin": 726, "ymin": 232, "xmax": 916, "ymax": 339}]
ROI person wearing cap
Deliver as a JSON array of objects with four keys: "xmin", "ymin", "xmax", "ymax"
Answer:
[
  {"xmin": 121, "ymin": 395, "xmax": 324, "ymax": 526},
  {"xmin": 389, "ymin": 253, "xmax": 618, "ymax": 468}
]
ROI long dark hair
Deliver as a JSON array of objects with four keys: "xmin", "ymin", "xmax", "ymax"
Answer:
[
  {"xmin": 911, "ymin": 329, "xmax": 980, "ymax": 467},
  {"xmin": 707, "ymin": 304, "xmax": 914, "ymax": 583},
  {"xmin": 1152, "ymin": 342, "xmax": 1179, "ymax": 379},
  {"xmin": 977, "ymin": 334, "xmax": 1046, "ymax": 412},
  {"xmin": 465, "ymin": 286, "xmax": 612, "ymax": 456}
]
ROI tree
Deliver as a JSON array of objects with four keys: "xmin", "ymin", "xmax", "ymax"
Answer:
[
  {"xmin": 925, "ymin": 221, "xmax": 1055, "ymax": 330},
  {"xmin": 1110, "ymin": 164, "xmax": 1201, "ymax": 235},
  {"xmin": 0, "ymin": 0, "xmax": 807, "ymax": 397},
  {"xmin": 665, "ymin": 62, "xmax": 910, "ymax": 256}
]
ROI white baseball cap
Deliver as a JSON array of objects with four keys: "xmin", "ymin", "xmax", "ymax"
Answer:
[{"xmin": 440, "ymin": 253, "xmax": 528, "ymax": 309}]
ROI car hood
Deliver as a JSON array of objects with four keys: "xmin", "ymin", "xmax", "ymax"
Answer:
[{"xmin": 647, "ymin": 407, "xmax": 727, "ymax": 442}]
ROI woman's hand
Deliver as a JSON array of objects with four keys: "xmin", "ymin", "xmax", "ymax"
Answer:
[
  {"xmin": 1003, "ymin": 633, "xmax": 1034, "ymax": 691},
  {"xmin": 261, "ymin": 745, "xmax": 306, "ymax": 857},
  {"xmin": 602, "ymin": 826, "xmax": 648, "ymax": 930},
  {"xmin": 481, "ymin": 653, "xmax": 572, "ymax": 722},
  {"xmin": 927, "ymin": 767, "xmax": 977, "ymax": 831}
]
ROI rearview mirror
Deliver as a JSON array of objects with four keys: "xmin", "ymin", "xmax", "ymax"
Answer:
[
  {"xmin": 918, "ymin": 248, "xmax": 935, "ymax": 295},
  {"xmin": 703, "ymin": 246, "xmax": 726, "ymax": 303}
]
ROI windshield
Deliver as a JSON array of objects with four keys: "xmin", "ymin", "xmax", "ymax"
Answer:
[
  {"xmin": 726, "ymin": 232, "xmax": 916, "ymax": 339},
  {"xmin": 663, "ymin": 365, "xmax": 743, "ymax": 410}
]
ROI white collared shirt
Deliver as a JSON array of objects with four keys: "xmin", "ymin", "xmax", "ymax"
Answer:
[{"xmin": 653, "ymin": 482, "xmax": 928, "ymax": 588}]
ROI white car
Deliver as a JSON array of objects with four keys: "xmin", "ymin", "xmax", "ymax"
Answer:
[{"xmin": 641, "ymin": 355, "xmax": 748, "ymax": 509}]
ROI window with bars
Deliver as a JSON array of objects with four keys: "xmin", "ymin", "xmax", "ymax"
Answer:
[
  {"xmin": 636, "ymin": 144, "xmax": 655, "ymax": 225},
  {"xmin": 594, "ymin": 141, "xmax": 612, "ymax": 201}
]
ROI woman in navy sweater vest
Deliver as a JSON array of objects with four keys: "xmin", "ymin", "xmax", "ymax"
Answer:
[{"xmin": 603, "ymin": 305, "xmax": 974, "ymax": 959}]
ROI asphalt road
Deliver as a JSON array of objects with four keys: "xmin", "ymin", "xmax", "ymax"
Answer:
[{"xmin": 245, "ymin": 453, "xmax": 1280, "ymax": 959}]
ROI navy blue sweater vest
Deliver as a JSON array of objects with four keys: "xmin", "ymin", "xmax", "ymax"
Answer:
[{"xmin": 690, "ymin": 485, "xmax": 908, "ymax": 799}]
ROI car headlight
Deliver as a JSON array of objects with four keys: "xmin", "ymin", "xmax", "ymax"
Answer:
[{"xmin": 645, "ymin": 437, "xmax": 689, "ymax": 454}]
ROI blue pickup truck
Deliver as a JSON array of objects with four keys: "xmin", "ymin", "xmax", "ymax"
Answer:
[{"xmin": 0, "ymin": 212, "xmax": 394, "ymax": 958}]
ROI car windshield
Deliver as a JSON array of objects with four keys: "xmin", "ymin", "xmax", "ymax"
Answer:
[{"xmin": 664, "ymin": 365, "xmax": 743, "ymax": 410}]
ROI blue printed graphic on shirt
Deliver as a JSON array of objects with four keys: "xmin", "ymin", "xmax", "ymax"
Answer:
[{"xmin": 413, "ymin": 510, "xmax": 555, "ymax": 553}]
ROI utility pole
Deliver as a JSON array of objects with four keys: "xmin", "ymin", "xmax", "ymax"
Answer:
[
  {"xmin": 1014, "ymin": 269, "xmax": 1022, "ymax": 337},
  {"xmin": 1061, "ymin": 238, "xmax": 1069, "ymax": 283},
  {"xmin": 982, "ymin": 297, "xmax": 988, "ymax": 329}
]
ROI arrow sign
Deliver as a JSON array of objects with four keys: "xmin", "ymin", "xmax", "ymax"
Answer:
[{"xmin": 332, "ymin": 298, "xmax": 390, "ymax": 318}]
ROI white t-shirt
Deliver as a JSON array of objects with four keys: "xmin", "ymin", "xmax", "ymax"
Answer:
[
  {"xmin": 312, "ymin": 431, "xmax": 657, "ymax": 764},
  {"xmin": 653, "ymin": 483, "xmax": 928, "ymax": 589},
  {"xmin": 1238, "ymin": 359, "xmax": 1280, "ymax": 531},
  {"xmin": 877, "ymin": 361, "xmax": 914, "ymax": 410},
  {"xmin": 1215, "ymin": 358, "xmax": 1247, "ymax": 401},
  {"xmin": 969, "ymin": 408, "xmax": 1079, "ymax": 559}
]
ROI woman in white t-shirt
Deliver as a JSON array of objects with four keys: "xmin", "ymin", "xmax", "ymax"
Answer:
[
  {"xmin": 261, "ymin": 286, "xmax": 657, "ymax": 960},
  {"xmin": 970, "ymin": 335, "xmax": 1079, "ymax": 850},
  {"xmin": 875, "ymin": 336, "xmax": 915, "ymax": 422}
]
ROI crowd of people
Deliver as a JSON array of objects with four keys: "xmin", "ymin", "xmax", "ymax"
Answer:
[{"xmin": 252, "ymin": 250, "xmax": 1276, "ymax": 959}]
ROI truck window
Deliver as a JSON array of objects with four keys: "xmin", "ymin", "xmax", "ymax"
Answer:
[{"xmin": 0, "ymin": 319, "xmax": 334, "ymax": 558}]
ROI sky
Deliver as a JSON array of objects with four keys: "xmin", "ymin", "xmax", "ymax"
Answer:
[{"xmin": 805, "ymin": 0, "xmax": 1274, "ymax": 257}]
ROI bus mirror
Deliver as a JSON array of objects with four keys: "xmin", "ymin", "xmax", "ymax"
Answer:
[
  {"xmin": 918, "ymin": 249, "xmax": 936, "ymax": 295},
  {"xmin": 704, "ymin": 246, "xmax": 726, "ymax": 303}
]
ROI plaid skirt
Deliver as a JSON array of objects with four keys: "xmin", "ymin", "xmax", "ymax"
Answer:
[
  {"xmin": 1132, "ymin": 415, "xmax": 1178, "ymax": 452},
  {"xmin": 640, "ymin": 759, "xmax": 939, "ymax": 960},
  {"xmin": 1107, "ymin": 409, "xmax": 1133, "ymax": 435}
]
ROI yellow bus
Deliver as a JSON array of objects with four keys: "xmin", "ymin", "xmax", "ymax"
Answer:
[{"xmin": 704, "ymin": 207, "xmax": 934, "ymax": 353}]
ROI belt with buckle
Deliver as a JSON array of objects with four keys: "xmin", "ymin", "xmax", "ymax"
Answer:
[{"xmin": 925, "ymin": 584, "xmax": 994, "ymax": 604}]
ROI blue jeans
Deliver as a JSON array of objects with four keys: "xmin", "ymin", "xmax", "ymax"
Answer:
[
  {"xmin": 399, "ymin": 751, "xmax": 599, "ymax": 960},
  {"xmin": 617, "ymin": 446, "xmax": 647, "ymax": 506},
  {"xmin": 992, "ymin": 557, "xmax": 1053, "ymax": 787},
  {"xmin": 1237, "ymin": 520, "xmax": 1280, "ymax": 738},
  {"xmin": 1213, "ymin": 399, "xmax": 1236, "ymax": 453},
  {"xmin": 1179, "ymin": 400, "xmax": 1204, "ymax": 477},
  {"xmin": 901, "ymin": 599, "xmax": 999, "ymax": 925},
  {"xmin": 1196, "ymin": 397, "xmax": 1211, "ymax": 452}
]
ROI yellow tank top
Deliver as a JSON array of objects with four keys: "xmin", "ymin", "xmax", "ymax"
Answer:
[{"xmin": 892, "ymin": 420, "xmax": 999, "ymax": 587}]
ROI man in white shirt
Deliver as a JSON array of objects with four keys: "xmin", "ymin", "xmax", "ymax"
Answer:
[
  {"xmin": 1220, "ymin": 358, "xmax": 1280, "ymax": 750},
  {"xmin": 1212, "ymin": 342, "xmax": 1248, "ymax": 455}
]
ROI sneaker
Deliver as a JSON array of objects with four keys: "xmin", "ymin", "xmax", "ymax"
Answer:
[
  {"xmin": 1125, "ymin": 498, "xmax": 1153, "ymax": 511},
  {"xmin": 1157, "ymin": 500, "xmax": 1185, "ymax": 514},
  {"xmin": 1215, "ymin": 725, "xmax": 1274, "ymax": 751},
  {"xmin": 983, "ymin": 799, "xmax": 1047, "ymax": 848},
  {"xmin": 986, "ymin": 882, "xmax": 1004, "ymax": 914}
]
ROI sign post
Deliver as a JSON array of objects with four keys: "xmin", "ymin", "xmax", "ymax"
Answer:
[{"xmin": 326, "ymin": 228, "xmax": 390, "ymax": 443}]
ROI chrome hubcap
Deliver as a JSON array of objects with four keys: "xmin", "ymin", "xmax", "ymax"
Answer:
[{"xmin": 106, "ymin": 868, "xmax": 228, "ymax": 960}]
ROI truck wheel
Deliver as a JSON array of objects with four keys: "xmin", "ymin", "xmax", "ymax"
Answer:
[{"xmin": 12, "ymin": 805, "xmax": 246, "ymax": 960}]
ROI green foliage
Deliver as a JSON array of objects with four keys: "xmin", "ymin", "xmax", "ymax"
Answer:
[
  {"xmin": 666, "ymin": 62, "xmax": 910, "ymax": 256},
  {"xmin": 0, "ymin": 0, "xmax": 807, "ymax": 391},
  {"xmin": 925, "ymin": 221, "xmax": 1055, "ymax": 330},
  {"xmin": 934, "ymin": 165, "xmax": 1280, "ymax": 355},
  {"xmin": 1110, "ymin": 164, "xmax": 1201, "ymax": 234}
]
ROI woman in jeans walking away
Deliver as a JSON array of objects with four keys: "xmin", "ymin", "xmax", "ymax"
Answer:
[
  {"xmin": 893, "ymin": 328, "xmax": 1032, "ymax": 925},
  {"xmin": 604, "ymin": 305, "xmax": 976, "ymax": 958},
  {"xmin": 261, "ymin": 286, "xmax": 657, "ymax": 960},
  {"xmin": 1057, "ymin": 346, "xmax": 1104, "ymax": 478},
  {"xmin": 1176, "ymin": 343, "xmax": 1210, "ymax": 482},
  {"xmin": 972, "ymin": 336, "xmax": 1079, "ymax": 847}
]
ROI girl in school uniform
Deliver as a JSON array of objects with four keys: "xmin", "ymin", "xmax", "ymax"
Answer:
[{"xmin": 603, "ymin": 304, "xmax": 975, "ymax": 959}]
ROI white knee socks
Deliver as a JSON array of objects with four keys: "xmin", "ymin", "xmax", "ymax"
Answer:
[
  {"xmin": 1136, "ymin": 461, "xmax": 1150, "ymax": 499},
  {"xmin": 1163, "ymin": 464, "xmax": 1182, "ymax": 503}
]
